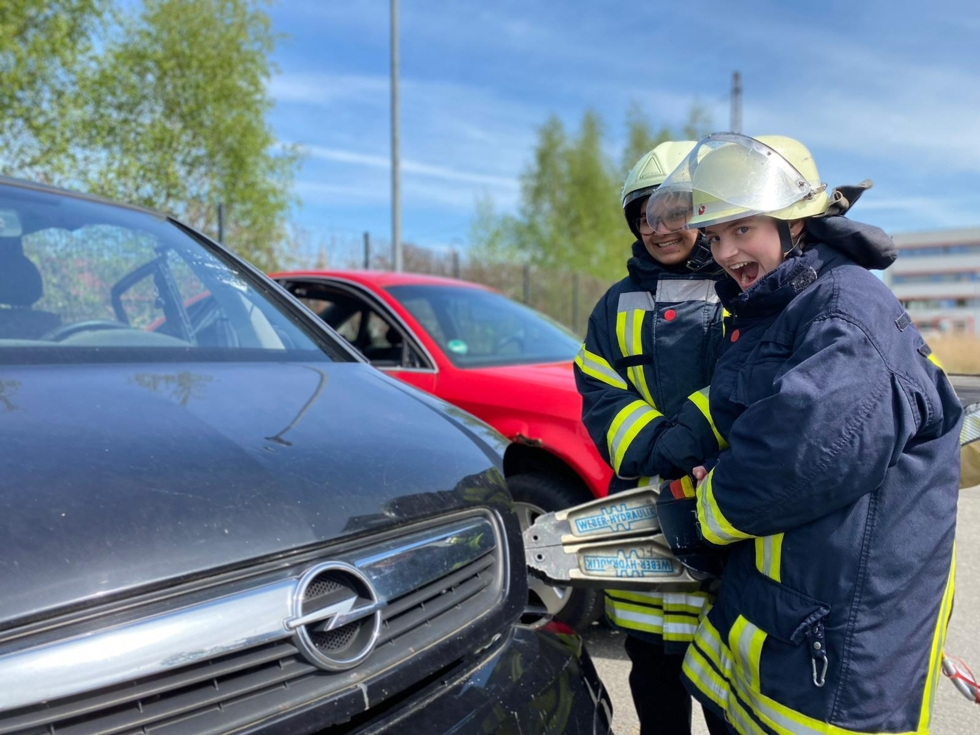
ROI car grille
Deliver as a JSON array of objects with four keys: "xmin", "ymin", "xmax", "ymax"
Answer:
[{"xmin": 0, "ymin": 514, "xmax": 504, "ymax": 735}]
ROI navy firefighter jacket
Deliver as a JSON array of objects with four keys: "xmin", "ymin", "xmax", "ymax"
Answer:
[
  {"xmin": 683, "ymin": 216, "xmax": 962, "ymax": 735},
  {"xmin": 575, "ymin": 240, "xmax": 726, "ymax": 491}
]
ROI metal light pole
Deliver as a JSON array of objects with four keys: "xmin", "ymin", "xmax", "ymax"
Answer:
[
  {"xmin": 730, "ymin": 71, "xmax": 742, "ymax": 134},
  {"xmin": 390, "ymin": 0, "xmax": 402, "ymax": 272}
]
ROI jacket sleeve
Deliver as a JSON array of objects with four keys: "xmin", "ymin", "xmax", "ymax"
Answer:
[
  {"xmin": 696, "ymin": 315, "xmax": 919, "ymax": 546},
  {"xmin": 575, "ymin": 304, "xmax": 724, "ymax": 480}
]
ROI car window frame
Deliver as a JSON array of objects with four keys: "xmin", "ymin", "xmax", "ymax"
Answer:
[
  {"xmin": 275, "ymin": 276, "xmax": 438, "ymax": 374},
  {"xmin": 165, "ymin": 220, "xmax": 361, "ymax": 364}
]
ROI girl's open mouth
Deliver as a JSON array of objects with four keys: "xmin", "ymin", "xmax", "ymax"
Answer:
[{"xmin": 729, "ymin": 261, "xmax": 760, "ymax": 289}]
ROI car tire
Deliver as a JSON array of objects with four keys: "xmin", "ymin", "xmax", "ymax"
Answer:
[{"xmin": 508, "ymin": 472, "xmax": 604, "ymax": 632}]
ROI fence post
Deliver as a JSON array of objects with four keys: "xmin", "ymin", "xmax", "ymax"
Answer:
[
  {"xmin": 523, "ymin": 263, "xmax": 531, "ymax": 304},
  {"xmin": 572, "ymin": 273, "xmax": 580, "ymax": 334},
  {"xmin": 363, "ymin": 232, "xmax": 371, "ymax": 269},
  {"xmin": 217, "ymin": 203, "xmax": 224, "ymax": 243},
  {"xmin": 452, "ymin": 250, "xmax": 461, "ymax": 279}
]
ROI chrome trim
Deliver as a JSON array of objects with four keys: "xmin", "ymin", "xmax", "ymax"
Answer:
[
  {"xmin": 0, "ymin": 581, "xmax": 294, "ymax": 712},
  {"xmin": 345, "ymin": 519, "xmax": 495, "ymax": 602},
  {"xmin": 0, "ymin": 516, "xmax": 497, "ymax": 713},
  {"xmin": 289, "ymin": 561, "xmax": 383, "ymax": 672}
]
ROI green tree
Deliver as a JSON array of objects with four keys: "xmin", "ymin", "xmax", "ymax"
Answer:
[
  {"xmin": 80, "ymin": 0, "xmax": 298, "ymax": 270},
  {"xmin": 620, "ymin": 101, "xmax": 671, "ymax": 176},
  {"xmin": 500, "ymin": 112, "xmax": 623, "ymax": 280},
  {"xmin": 1, "ymin": 0, "xmax": 298, "ymax": 270},
  {"xmin": 472, "ymin": 103, "xmax": 714, "ymax": 281},
  {"xmin": 0, "ymin": 0, "xmax": 108, "ymax": 182}
]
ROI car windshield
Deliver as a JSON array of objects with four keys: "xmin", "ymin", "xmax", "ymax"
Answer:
[
  {"xmin": 0, "ymin": 183, "xmax": 347, "ymax": 364},
  {"xmin": 386, "ymin": 284, "xmax": 580, "ymax": 368}
]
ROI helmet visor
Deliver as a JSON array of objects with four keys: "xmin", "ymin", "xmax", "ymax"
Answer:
[{"xmin": 646, "ymin": 133, "xmax": 816, "ymax": 231}]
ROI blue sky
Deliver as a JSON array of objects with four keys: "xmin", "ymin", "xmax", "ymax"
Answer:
[{"xmin": 267, "ymin": 0, "xmax": 980, "ymax": 256}]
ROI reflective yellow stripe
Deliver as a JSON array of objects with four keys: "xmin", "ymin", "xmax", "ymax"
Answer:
[
  {"xmin": 733, "ymin": 667, "xmax": 920, "ymax": 735},
  {"xmin": 687, "ymin": 388, "xmax": 729, "ymax": 450},
  {"xmin": 615, "ymin": 300, "xmax": 658, "ymax": 409},
  {"xmin": 668, "ymin": 602, "xmax": 706, "ymax": 616},
  {"xmin": 664, "ymin": 589, "xmax": 707, "ymax": 642},
  {"xmin": 730, "ymin": 616, "xmax": 768, "ymax": 692},
  {"xmin": 683, "ymin": 646, "xmax": 729, "ymax": 710},
  {"xmin": 920, "ymin": 546, "xmax": 956, "ymax": 732},
  {"xmin": 605, "ymin": 596, "xmax": 664, "ymax": 634},
  {"xmin": 754, "ymin": 534, "xmax": 784, "ymax": 582},
  {"xmin": 927, "ymin": 352, "xmax": 945, "ymax": 371},
  {"xmin": 674, "ymin": 475, "xmax": 697, "ymax": 498},
  {"xmin": 687, "ymin": 616, "xmax": 923, "ymax": 735},
  {"xmin": 630, "ymin": 309, "xmax": 658, "ymax": 408},
  {"xmin": 722, "ymin": 307, "xmax": 731, "ymax": 338},
  {"xmin": 692, "ymin": 615, "xmax": 734, "ymax": 677},
  {"xmin": 574, "ymin": 345, "xmax": 628, "ymax": 389},
  {"xmin": 606, "ymin": 589, "xmax": 663, "ymax": 606},
  {"xmin": 664, "ymin": 614, "xmax": 699, "ymax": 641},
  {"xmin": 664, "ymin": 590, "xmax": 709, "ymax": 615},
  {"xmin": 684, "ymin": 626, "xmax": 771, "ymax": 735},
  {"xmin": 606, "ymin": 400, "xmax": 664, "ymax": 474},
  {"xmin": 615, "ymin": 311, "xmax": 629, "ymax": 357},
  {"xmin": 697, "ymin": 469, "xmax": 754, "ymax": 545}
]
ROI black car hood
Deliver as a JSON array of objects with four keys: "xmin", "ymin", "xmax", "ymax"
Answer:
[{"xmin": 0, "ymin": 361, "xmax": 508, "ymax": 628}]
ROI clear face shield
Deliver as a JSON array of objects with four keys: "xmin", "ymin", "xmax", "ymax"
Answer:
[{"xmin": 645, "ymin": 133, "xmax": 821, "ymax": 233}]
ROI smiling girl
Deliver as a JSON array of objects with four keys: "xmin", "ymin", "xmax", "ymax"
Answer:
[{"xmin": 645, "ymin": 133, "xmax": 962, "ymax": 735}]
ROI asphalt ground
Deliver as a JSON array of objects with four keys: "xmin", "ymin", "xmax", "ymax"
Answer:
[{"xmin": 583, "ymin": 486, "xmax": 980, "ymax": 735}]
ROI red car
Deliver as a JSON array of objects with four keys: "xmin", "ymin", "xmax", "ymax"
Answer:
[{"xmin": 272, "ymin": 270, "xmax": 613, "ymax": 628}]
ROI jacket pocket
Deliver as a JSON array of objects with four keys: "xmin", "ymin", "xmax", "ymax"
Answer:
[
  {"xmin": 728, "ymin": 329, "xmax": 794, "ymax": 407},
  {"xmin": 734, "ymin": 569, "xmax": 832, "ymax": 692}
]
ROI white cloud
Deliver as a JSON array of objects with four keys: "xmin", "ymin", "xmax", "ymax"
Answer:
[
  {"xmin": 268, "ymin": 73, "xmax": 387, "ymax": 106},
  {"xmin": 270, "ymin": 1, "xmax": 980, "ymax": 242},
  {"xmin": 301, "ymin": 145, "xmax": 518, "ymax": 189}
]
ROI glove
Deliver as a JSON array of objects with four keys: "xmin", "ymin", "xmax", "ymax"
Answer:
[{"xmin": 656, "ymin": 477, "xmax": 727, "ymax": 579}]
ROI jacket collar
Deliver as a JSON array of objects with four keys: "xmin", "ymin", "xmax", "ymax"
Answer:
[
  {"xmin": 716, "ymin": 249, "xmax": 820, "ymax": 318},
  {"xmin": 715, "ymin": 216, "xmax": 895, "ymax": 318},
  {"xmin": 627, "ymin": 239, "xmax": 722, "ymax": 291}
]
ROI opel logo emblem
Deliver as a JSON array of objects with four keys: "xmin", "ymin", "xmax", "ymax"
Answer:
[{"xmin": 285, "ymin": 562, "xmax": 385, "ymax": 671}]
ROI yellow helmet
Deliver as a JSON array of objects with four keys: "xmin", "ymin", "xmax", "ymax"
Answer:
[
  {"xmin": 645, "ymin": 133, "xmax": 829, "ymax": 233},
  {"xmin": 622, "ymin": 141, "xmax": 696, "ymax": 238},
  {"xmin": 739, "ymin": 135, "xmax": 828, "ymax": 221}
]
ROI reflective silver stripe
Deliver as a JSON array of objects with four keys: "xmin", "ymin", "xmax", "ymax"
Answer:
[
  {"xmin": 605, "ymin": 598, "xmax": 664, "ymax": 634},
  {"xmin": 664, "ymin": 589, "xmax": 708, "ymax": 613},
  {"xmin": 761, "ymin": 536, "xmax": 774, "ymax": 575},
  {"xmin": 755, "ymin": 535, "xmax": 782, "ymax": 581},
  {"xmin": 961, "ymin": 405, "xmax": 980, "ymax": 446},
  {"xmin": 0, "ymin": 517, "xmax": 496, "ymax": 711},
  {"xmin": 617, "ymin": 291, "xmax": 656, "ymax": 312},
  {"xmin": 656, "ymin": 279, "xmax": 720, "ymax": 304},
  {"xmin": 683, "ymin": 646, "xmax": 730, "ymax": 707},
  {"xmin": 574, "ymin": 345, "xmax": 628, "ymax": 390},
  {"xmin": 608, "ymin": 401, "xmax": 663, "ymax": 471},
  {"xmin": 664, "ymin": 620, "xmax": 699, "ymax": 637},
  {"xmin": 697, "ymin": 471, "xmax": 753, "ymax": 546}
]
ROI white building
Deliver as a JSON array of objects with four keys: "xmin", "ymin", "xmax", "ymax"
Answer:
[{"xmin": 883, "ymin": 227, "xmax": 980, "ymax": 335}]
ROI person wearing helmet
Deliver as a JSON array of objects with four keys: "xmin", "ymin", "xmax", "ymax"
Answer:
[
  {"xmin": 574, "ymin": 141, "xmax": 729, "ymax": 735},
  {"xmin": 646, "ymin": 134, "xmax": 962, "ymax": 734}
]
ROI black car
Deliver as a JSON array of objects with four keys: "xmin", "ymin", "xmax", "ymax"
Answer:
[{"xmin": 0, "ymin": 178, "xmax": 611, "ymax": 734}]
